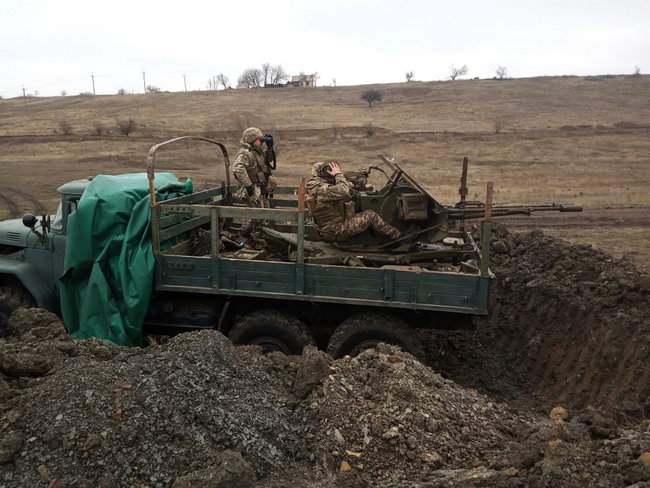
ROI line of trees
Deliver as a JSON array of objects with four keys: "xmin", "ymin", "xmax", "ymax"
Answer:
[
  {"xmin": 11, "ymin": 64, "xmax": 644, "ymax": 99},
  {"xmin": 237, "ymin": 63, "xmax": 288, "ymax": 88}
]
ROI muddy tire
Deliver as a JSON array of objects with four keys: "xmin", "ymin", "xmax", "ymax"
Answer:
[
  {"xmin": 327, "ymin": 313, "xmax": 425, "ymax": 361},
  {"xmin": 228, "ymin": 310, "xmax": 314, "ymax": 355},
  {"xmin": 0, "ymin": 284, "xmax": 34, "ymax": 336}
]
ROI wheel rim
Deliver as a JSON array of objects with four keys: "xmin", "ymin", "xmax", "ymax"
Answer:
[
  {"xmin": 349, "ymin": 339, "xmax": 382, "ymax": 357},
  {"xmin": 248, "ymin": 336, "xmax": 292, "ymax": 354}
]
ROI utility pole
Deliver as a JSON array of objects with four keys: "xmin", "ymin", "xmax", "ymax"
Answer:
[
  {"xmin": 142, "ymin": 71, "xmax": 147, "ymax": 93},
  {"xmin": 183, "ymin": 74, "xmax": 187, "ymax": 92},
  {"xmin": 91, "ymin": 73, "xmax": 96, "ymax": 95}
]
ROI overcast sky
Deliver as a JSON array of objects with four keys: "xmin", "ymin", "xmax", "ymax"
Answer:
[{"xmin": 1, "ymin": 0, "xmax": 649, "ymax": 97}]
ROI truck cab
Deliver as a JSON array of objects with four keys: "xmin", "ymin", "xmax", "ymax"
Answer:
[{"xmin": 0, "ymin": 179, "xmax": 90, "ymax": 328}]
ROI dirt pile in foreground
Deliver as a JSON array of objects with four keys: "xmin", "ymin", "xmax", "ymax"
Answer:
[
  {"xmin": 438, "ymin": 225, "xmax": 650, "ymax": 419},
  {"xmin": 1, "ymin": 308, "xmax": 650, "ymax": 487}
]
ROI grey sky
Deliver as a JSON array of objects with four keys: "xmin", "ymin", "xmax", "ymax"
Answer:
[{"xmin": 1, "ymin": 0, "xmax": 649, "ymax": 97}]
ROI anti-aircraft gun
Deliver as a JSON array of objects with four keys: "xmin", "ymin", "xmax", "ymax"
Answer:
[{"xmin": 322, "ymin": 155, "xmax": 582, "ymax": 266}]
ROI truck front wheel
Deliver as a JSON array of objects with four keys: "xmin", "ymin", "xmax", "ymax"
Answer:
[
  {"xmin": 0, "ymin": 284, "xmax": 34, "ymax": 336},
  {"xmin": 327, "ymin": 313, "xmax": 425, "ymax": 362},
  {"xmin": 228, "ymin": 310, "xmax": 315, "ymax": 355}
]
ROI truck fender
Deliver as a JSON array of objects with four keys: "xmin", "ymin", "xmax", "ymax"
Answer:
[{"xmin": 0, "ymin": 257, "xmax": 57, "ymax": 311}]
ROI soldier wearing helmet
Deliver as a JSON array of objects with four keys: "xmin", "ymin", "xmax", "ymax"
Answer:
[
  {"xmin": 306, "ymin": 161, "xmax": 400, "ymax": 241},
  {"xmin": 232, "ymin": 127, "xmax": 276, "ymax": 206}
]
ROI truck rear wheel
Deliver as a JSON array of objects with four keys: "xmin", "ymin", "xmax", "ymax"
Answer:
[
  {"xmin": 0, "ymin": 284, "xmax": 34, "ymax": 336},
  {"xmin": 327, "ymin": 313, "xmax": 425, "ymax": 362},
  {"xmin": 228, "ymin": 310, "xmax": 315, "ymax": 355}
]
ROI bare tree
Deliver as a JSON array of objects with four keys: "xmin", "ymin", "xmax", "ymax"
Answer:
[
  {"xmin": 146, "ymin": 85, "xmax": 161, "ymax": 93},
  {"xmin": 496, "ymin": 66, "xmax": 508, "ymax": 80},
  {"xmin": 269, "ymin": 65, "xmax": 288, "ymax": 86},
  {"xmin": 361, "ymin": 89, "xmax": 383, "ymax": 108},
  {"xmin": 117, "ymin": 88, "xmax": 127, "ymax": 95},
  {"xmin": 634, "ymin": 65, "xmax": 641, "ymax": 76},
  {"xmin": 92, "ymin": 121, "xmax": 106, "ymax": 136},
  {"xmin": 117, "ymin": 118, "xmax": 137, "ymax": 136},
  {"xmin": 261, "ymin": 63, "xmax": 272, "ymax": 86},
  {"xmin": 217, "ymin": 73, "xmax": 230, "ymax": 89},
  {"xmin": 58, "ymin": 119, "xmax": 73, "ymax": 136},
  {"xmin": 237, "ymin": 68, "xmax": 264, "ymax": 88},
  {"xmin": 60, "ymin": 90, "xmax": 67, "ymax": 96},
  {"xmin": 450, "ymin": 65, "xmax": 469, "ymax": 80},
  {"xmin": 405, "ymin": 71, "xmax": 414, "ymax": 82}
]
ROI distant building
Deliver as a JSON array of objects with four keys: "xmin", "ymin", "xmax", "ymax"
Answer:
[{"xmin": 288, "ymin": 74, "xmax": 317, "ymax": 87}]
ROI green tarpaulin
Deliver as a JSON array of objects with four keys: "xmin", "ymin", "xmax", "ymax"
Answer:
[{"xmin": 59, "ymin": 173, "xmax": 192, "ymax": 346}]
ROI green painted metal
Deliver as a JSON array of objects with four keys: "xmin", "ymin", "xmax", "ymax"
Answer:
[{"xmin": 155, "ymin": 254, "xmax": 490, "ymax": 315}]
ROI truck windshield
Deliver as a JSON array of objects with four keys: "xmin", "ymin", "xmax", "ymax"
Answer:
[{"xmin": 52, "ymin": 198, "xmax": 79, "ymax": 231}]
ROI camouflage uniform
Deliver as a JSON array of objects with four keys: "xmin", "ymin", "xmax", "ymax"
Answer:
[
  {"xmin": 306, "ymin": 162, "xmax": 400, "ymax": 241},
  {"xmin": 232, "ymin": 127, "xmax": 275, "ymax": 207}
]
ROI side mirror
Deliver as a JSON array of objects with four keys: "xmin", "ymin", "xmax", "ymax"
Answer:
[{"xmin": 22, "ymin": 214, "xmax": 37, "ymax": 229}]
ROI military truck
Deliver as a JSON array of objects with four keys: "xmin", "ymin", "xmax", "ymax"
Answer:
[{"xmin": 0, "ymin": 137, "xmax": 580, "ymax": 358}]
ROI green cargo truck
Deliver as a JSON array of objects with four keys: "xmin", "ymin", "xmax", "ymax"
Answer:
[{"xmin": 0, "ymin": 137, "xmax": 579, "ymax": 357}]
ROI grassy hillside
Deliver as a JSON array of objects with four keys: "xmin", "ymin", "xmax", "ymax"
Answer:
[
  {"xmin": 1, "ymin": 75, "xmax": 649, "ymax": 136},
  {"xmin": 1, "ymin": 75, "xmax": 649, "ymax": 268}
]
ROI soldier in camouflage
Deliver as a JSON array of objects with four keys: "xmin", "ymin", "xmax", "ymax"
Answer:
[
  {"xmin": 306, "ymin": 161, "xmax": 401, "ymax": 241},
  {"xmin": 232, "ymin": 127, "xmax": 276, "ymax": 207}
]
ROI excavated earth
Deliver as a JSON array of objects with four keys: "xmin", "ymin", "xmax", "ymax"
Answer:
[{"xmin": 0, "ymin": 227, "xmax": 648, "ymax": 487}]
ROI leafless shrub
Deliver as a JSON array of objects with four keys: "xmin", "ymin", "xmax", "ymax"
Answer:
[
  {"xmin": 496, "ymin": 66, "xmax": 508, "ymax": 80},
  {"xmin": 117, "ymin": 118, "xmax": 137, "ymax": 136},
  {"xmin": 450, "ymin": 65, "xmax": 468, "ymax": 80},
  {"xmin": 633, "ymin": 65, "xmax": 641, "ymax": 76},
  {"xmin": 117, "ymin": 88, "xmax": 127, "ymax": 95},
  {"xmin": 405, "ymin": 71, "xmax": 414, "ymax": 82},
  {"xmin": 146, "ymin": 85, "xmax": 161, "ymax": 93},
  {"xmin": 361, "ymin": 89, "xmax": 383, "ymax": 108},
  {"xmin": 92, "ymin": 121, "xmax": 107, "ymax": 136},
  {"xmin": 58, "ymin": 119, "xmax": 73, "ymax": 136},
  {"xmin": 493, "ymin": 117, "xmax": 507, "ymax": 134},
  {"xmin": 366, "ymin": 122, "xmax": 376, "ymax": 137},
  {"xmin": 60, "ymin": 90, "xmax": 67, "ymax": 96}
]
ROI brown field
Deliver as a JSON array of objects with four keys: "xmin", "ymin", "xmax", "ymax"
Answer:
[{"xmin": 1, "ymin": 75, "xmax": 649, "ymax": 269}]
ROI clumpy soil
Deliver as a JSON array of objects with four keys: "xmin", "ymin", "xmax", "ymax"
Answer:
[
  {"xmin": 0, "ymin": 226, "xmax": 649, "ymax": 487},
  {"xmin": 432, "ymin": 225, "xmax": 650, "ymax": 420}
]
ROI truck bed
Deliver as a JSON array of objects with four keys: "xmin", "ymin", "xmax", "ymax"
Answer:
[{"xmin": 152, "ymin": 186, "xmax": 492, "ymax": 315}]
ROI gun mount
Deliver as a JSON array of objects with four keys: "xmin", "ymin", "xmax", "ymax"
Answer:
[{"xmin": 335, "ymin": 155, "xmax": 582, "ymax": 248}]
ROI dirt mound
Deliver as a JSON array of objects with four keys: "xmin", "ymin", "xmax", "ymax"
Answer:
[
  {"xmin": 438, "ymin": 225, "xmax": 650, "ymax": 419},
  {"xmin": 303, "ymin": 343, "xmax": 531, "ymax": 485},
  {"xmin": 0, "ymin": 309, "xmax": 649, "ymax": 487},
  {"xmin": 0, "ymin": 321, "xmax": 307, "ymax": 487}
]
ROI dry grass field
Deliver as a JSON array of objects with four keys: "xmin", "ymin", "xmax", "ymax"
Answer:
[{"xmin": 1, "ymin": 75, "xmax": 649, "ymax": 269}]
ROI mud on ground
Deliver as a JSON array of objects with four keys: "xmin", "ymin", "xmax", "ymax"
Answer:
[{"xmin": 0, "ymin": 226, "xmax": 649, "ymax": 487}]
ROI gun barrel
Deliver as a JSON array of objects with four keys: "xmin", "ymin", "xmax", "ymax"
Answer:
[{"xmin": 447, "ymin": 203, "xmax": 583, "ymax": 220}]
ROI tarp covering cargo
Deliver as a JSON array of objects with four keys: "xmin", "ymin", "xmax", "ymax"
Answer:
[{"xmin": 60, "ymin": 173, "xmax": 192, "ymax": 346}]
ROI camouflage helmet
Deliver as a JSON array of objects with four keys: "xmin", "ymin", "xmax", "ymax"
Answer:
[
  {"xmin": 312, "ymin": 161, "xmax": 333, "ymax": 178},
  {"xmin": 241, "ymin": 127, "xmax": 264, "ymax": 144}
]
